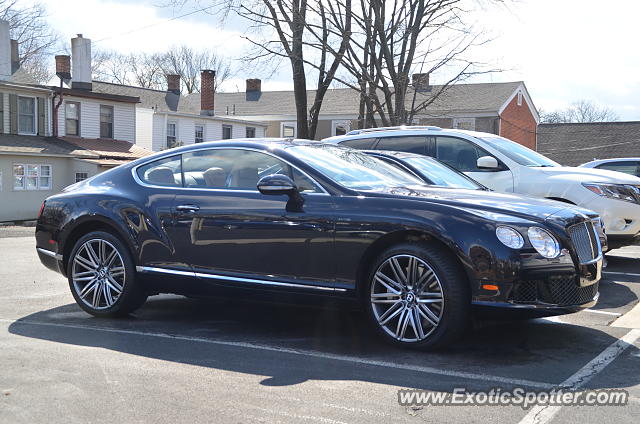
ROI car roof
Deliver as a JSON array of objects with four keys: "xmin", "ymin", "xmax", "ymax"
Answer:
[
  {"xmin": 323, "ymin": 127, "xmax": 497, "ymax": 143},
  {"xmin": 362, "ymin": 150, "xmax": 433, "ymax": 160},
  {"xmin": 581, "ymin": 157, "xmax": 640, "ymax": 166}
]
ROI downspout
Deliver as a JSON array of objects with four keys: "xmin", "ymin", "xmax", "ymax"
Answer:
[{"xmin": 52, "ymin": 77, "xmax": 64, "ymax": 138}]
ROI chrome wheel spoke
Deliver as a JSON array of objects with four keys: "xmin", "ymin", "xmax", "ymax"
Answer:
[
  {"xmin": 74, "ymin": 255, "xmax": 96, "ymax": 271},
  {"xmin": 91, "ymin": 282, "xmax": 102, "ymax": 307},
  {"xmin": 370, "ymin": 254, "xmax": 444, "ymax": 342},
  {"xmin": 85, "ymin": 243, "xmax": 101, "ymax": 267},
  {"xmin": 106, "ymin": 275, "xmax": 123, "ymax": 293},
  {"xmin": 79, "ymin": 279, "xmax": 98, "ymax": 298}
]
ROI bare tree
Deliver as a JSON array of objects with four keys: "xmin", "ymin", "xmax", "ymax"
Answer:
[
  {"xmin": 0, "ymin": 0, "xmax": 59, "ymax": 83},
  {"xmin": 541, "ymin": 100, "xmax": 619, "ymax": 123},
  {"xmin": 92, "ymin": 45, "xmax": 232, "ymax": 92},
  {"xmin": 158, "ymin": 45, "xmax": 232, "ymax": 93}
]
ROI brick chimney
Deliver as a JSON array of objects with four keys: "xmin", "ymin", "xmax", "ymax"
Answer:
[
  {"xmin": 166, "ymin": 74, "xmax": 180, "ymax": 94},
  {"xmin": 200, "ymin": 69, "xmax": 215, "ymax": 116},
  {"xmin": 55, "ymin": 55, "xmax": 71, "ymax": 80},
  {"xmin": 246, "ymin": 79, "xmax": 261, "ymax": 92},
  {"xmin": 412, "ymin": 73, "xmax": 431, "ymax": 92}
]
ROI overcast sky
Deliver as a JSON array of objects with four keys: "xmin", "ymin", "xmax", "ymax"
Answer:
[{"xmin": 33, "ymin": 0, "xmax": 640, "ymax": 120}]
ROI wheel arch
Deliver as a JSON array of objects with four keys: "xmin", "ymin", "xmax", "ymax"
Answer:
[{"xmin": 355, "ymin": 229, "xmax": 470, "ymax": 299}]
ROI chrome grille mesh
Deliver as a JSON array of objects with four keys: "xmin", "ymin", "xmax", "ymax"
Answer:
[{"xmin": 568, "ymin": 222, "xmax": 599, "ymax": 264}]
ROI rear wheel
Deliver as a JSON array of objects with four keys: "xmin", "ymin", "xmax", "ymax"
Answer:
[
  {"xmin": 67, "ymin": 231, "xmax": 147, "ymax": 317},
  {"xmin": 365, "ymin": 242, "xmax": 470, "ymax": 350}
]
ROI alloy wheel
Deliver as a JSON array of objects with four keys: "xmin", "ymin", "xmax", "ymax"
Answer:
[
  {"xmin": 71, "ymin": 238, "xmax": 125, "ymax": 310},
  {"xmin": 370, "ymin": 254, "xmax": 444, "ymax": 342}
]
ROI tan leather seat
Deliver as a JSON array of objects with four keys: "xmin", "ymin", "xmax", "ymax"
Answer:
[
  {"xmin": 229, "ymin": 167, "xmax": 259, "ymax": 189},
  {"xmin": 146, "ymin": 167, "xmax": 176, "ymax": 185},
  {"xmin": 203, "ymin": 167, "xmax": 226, "ymax": 187}
]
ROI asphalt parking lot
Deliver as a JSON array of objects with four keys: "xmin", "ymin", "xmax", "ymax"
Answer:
[{"xmin": 1, "ymin": 226, "xmax": 639, "ymax": 423}]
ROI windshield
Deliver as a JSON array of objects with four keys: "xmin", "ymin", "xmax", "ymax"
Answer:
[
  {"xmin": 287, "ymin": 144, "xmax": 424, "ymax": 190},
  {"xmin": 480, "ymin": 136, "xmax": 560, "ymax": 167},
  {"xmin": 403, "ymin": 156, "xmax": 483, "ymax": 190}
]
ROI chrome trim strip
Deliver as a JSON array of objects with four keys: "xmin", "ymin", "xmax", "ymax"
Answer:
[
  {"xmin": 136, "ymin": 266, "xmax": 196, "ymax": 277},
  {"xmin": 131, "ymin": 146, "xmax": 330, "ymax": 195},
  {"xmin": 135, "ymin": 265, "xmax": 345, "ymax": 292},
  {"xmin": 37, "ymin": 247, "xmax": 63, "ymax": 261}
]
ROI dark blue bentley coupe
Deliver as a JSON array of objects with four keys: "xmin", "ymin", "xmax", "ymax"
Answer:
[{"xmin": 35, "ymin": 139, "xmax": 603, "ymax": 349}]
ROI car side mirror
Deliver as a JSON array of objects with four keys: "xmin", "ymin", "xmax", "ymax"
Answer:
[
  {"xmin": 257, "ymin": 174, "xmax": 304, "ymax": 212},
  {"xmin": 477, "ymin": 156, "xmax": 500, "ymax": 170}
]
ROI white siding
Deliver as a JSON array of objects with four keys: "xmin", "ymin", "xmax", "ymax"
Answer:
[
  {"xmin": 135, "ymin": 107, "xmax": 154, "ymax": 151},
  {"xmin": 58, "ymin": 96, "xmax": 135, "ymax": 142},
  {"xmin": 152, "ymin": 114, "xmax": 165, "ymax": 152}
]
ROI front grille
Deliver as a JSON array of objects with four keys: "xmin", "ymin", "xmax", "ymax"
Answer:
[
  {"xmin": 512, "ymin": 278, "xmax": 599, "ymax": 306},
  {"xmin": 568, "ymin": 221, "xmax": 599, "ymax": 263}
]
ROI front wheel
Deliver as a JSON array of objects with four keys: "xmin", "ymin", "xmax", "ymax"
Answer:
[
  {"xmin": 67, "ymin": 231, "xmax": 147, "ymax": 317},
  {"xmin": 365, "ymin": 243, "xmax": 470, "ymax": 350}
]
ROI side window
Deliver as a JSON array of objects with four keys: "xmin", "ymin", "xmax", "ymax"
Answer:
[
  {"xmin": 181, "ymin": 149, "xmax": 322, "ymax": 193},
  {"xmin": 376, "ymin": 136, "xmax": 428, "ymax": 155},
  {"xmin": 596, "ymin": 161, "xmax": 640, "ymax": 177},
  {"xmin": 137, "ymin": 155, "xmax": 182, "ymax": 187},
  {"xmin": 339, "ymin": 138, "xmax": 376, "ymax": 150},
  {"xmin": 435, "ymin": 136, "xmax": 493, "ymax": 172}
]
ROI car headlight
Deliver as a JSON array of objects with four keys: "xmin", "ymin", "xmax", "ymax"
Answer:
[
  {"xmin": 496, "ymin": 226, "xmax": 524, "ymax": 249},
  {"xmin": 583, "ymin": 183, "xmax": 640, "ymax": 204},
  {"xmin": 527, "ymin": 227, "xmax": 560, "ymax": 258}
]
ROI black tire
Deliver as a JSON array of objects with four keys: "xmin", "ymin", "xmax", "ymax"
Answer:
[
  {"xmin": 364, "ymin": 242, "xmax": 470, "ymax": 350},
  {"xmin": 67, "ymin": 230, "xmax": 147, "ymax": 317}
]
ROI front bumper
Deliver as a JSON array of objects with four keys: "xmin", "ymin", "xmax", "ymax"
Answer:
[{"xmin": 578, "ymin": 194, "xmax": 640, "ymax": 241}]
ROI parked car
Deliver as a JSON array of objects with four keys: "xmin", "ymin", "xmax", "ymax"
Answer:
[
  {"xmin": 325, "ymin": 126, "xmax": 640, "ymax": 249},
  {"xmin": 580, "ymin": 158, "xmax": 640, "ymax": 178},
  {"xmin": 362, "ymin": 150, "xmax": 487, "ymax": 190},
  {"xmin": 36, "ymin": 139, "xmax": 603, "ymax": 349}
]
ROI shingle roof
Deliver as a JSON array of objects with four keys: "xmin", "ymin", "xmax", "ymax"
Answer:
[
  {"xmin": 60, "ymin": 137, "xmax": 152, "ymax": 161},
  {"xmin": 537, "ymin": 122, "xmax": 640, "ymax": 166},
  {"xmin": 0, "ymin": 134, "xmax": 97, "ymax": 157},
  {"xmin": 92, "ymin": 80, "xmax": 522, "ymax": 117}
]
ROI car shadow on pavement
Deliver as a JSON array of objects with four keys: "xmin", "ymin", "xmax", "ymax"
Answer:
[
  {"xmin": 592, "ymin": 280, "xmax": 638, "ymax": 310},
  {"xmin": 8, "ymin": 295, "xmax": 640, "ymax": 392}
]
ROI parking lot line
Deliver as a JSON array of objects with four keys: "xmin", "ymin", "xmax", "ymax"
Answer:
[
  {"xmin": 611, "ymin": 301, "xmax": 640, "ymax": 329},
  {"xmin": 583, "ymin": 309, "xmax": 622, "ymax": 316},
  {"xmin": 518, "ymin": 328, "xmax": 640, "ymax": 424},
  {"xmin": 0, "ymin": 318, "xmax": 555, "ymax": 389}
]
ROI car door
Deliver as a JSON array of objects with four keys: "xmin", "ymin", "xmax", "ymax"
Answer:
[
  {"xmin": 433, "ymin": 135, "xmax": 515, "ymax": 192},
  {"xmin": 172, "ymin": 148, "xmax": 336, "ymax": 286}
]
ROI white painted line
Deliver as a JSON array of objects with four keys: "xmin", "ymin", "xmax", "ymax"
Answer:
[
  {"xmin": 583, "ymin": 309, "xmax": 622, "ymax": 317},
  {"xmin": 611, "ymin": 301, "xmax": 640, "ymax": 329},
  {"xmin": 0, "ymin": 318, "xmax": 555, "ymax": 389},
  {"xmin": 603, "ymin": 271, "xmax": 640, "ymax": 277},
  {"xmin": 518, "ymin": 328, "xmax": 640, "ymax": 424}
]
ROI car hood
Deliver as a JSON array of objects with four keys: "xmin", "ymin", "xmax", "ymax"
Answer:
[
  {"xmin": 363, "ymin": 186, "xmax": 582, "ymax": 222},
  {"xmin": 535, "ymin": 166, "xmax": 640, "ymax": 185}
]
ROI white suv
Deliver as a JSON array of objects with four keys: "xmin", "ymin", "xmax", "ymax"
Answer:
[{"xmin": 324, "ymin": 126, "xmax": 640, "ymax": 249}]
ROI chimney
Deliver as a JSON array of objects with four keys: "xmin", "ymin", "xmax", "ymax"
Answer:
[
  {"xmin": 200, "ymin": 69, "xmax": 215, "ymax": 116},
  {"xmin": 55, "ymin": 55, "xmax": 71, "ymax": 80},
  {"xmin": 71, "ymin": 34, "xmax": 92, "ymax": 90},
  {"xmin": 166, "ymin": 74, "xmax": 180, "ymax": 94},
  {"xmin": 10, "ymin": 39, "xmax": 19, "ymax": 74},
  {"xmin": 412, "ymin": 73, "xmax": 431, "ymax": 92},
  {"xmin": 0, "ymin": 20, "xmax": 11, "ymax": 80},
  {"xmin": 245, "ymin": 78, "xmax": 262, "ymax": 101}
]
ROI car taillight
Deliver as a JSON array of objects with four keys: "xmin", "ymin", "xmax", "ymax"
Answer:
[{"xmin": 37, "ymin": 201, "xmax": 46, "ymax": 218}]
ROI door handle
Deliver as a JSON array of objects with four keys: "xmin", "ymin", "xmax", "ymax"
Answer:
[{"xmin": 176, "ymin": 204, "xmax": 200, "ymax": 213}]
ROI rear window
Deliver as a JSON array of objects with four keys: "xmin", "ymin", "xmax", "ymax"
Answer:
[
  {"xmin": 137, "ymin": 155, "xmax": 182, "ymax": 187},
  {"xmin": 376, "ymin": 136, "xmax": 428, "ymax": 155},
  {"xmin": 339, "ymin": 137, "xmax": 377, "ymax": 149}
]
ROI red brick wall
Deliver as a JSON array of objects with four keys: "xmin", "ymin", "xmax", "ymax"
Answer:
[{"xmin": 499, "ymin": 92, "xmax": 537, "ymax": 150}]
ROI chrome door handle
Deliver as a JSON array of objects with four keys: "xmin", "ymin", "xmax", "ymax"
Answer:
[{"xmin": 176, "ymin": 204, "xmax": 200, "ymax": 212}]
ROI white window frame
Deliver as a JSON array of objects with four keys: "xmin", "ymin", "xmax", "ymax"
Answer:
[
  {"xmin": 222, "ymin": 124, "xmax": 233, "ymax": 140},
  {"xmin": 517, "ymin": 91, "xmax": 523, "ymax": 106},
  {"xmin": 331, "ymin": 119, "xmax": 351, "ymax": 136},
  {"xmin": 452, "ymin": 117, "xmax": 476, "ymax": 131},
  {"xmin": 281, "ymin": 121, "xmax": 297, "ymax": 138},
  {"xmin": 65, "ymin": 101, "xmax": 81, "ymax": 136},
  {"xmin": 245, "ymin": 126, "xmax": 256, "ymax": 138},
  {"xmin": 167, "ymin": 121, "xmax": 178, "ymax": 147},
  {"xmin": 99, "ymin": 104, "xmax": 114, "ymax": 139},
  {"xmin": 75, "ymin": 172, "xmax": 88, "ymax": 183},
  {"xmin": 18, "ymin": 95, "xmax": 37, "ymax": 136},
  {"xmin": 13, "ymin": 163, "xmax": 52, "ymax": 191},
  {"xmin": 195, "ymin": 124, "xmax": 204, "ymax": 143}
]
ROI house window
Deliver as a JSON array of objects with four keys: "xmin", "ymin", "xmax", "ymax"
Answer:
[
  {"xmin": 100, "ymin": 105, "xmax": 114, "ymax": 138},
  {"xmin": 195, "ymin": 125, "xmax": 204, "ymax": 143},
  {"xmin": 18, "ymin": 96, "xmax": 36, "ymax": 134},
  {"xmin": 75, "ymin": 172, "xmax": 88, "ymax": 183},
  {"xmin": 222, "ymin": 124, "xmax": 232, "ymax": 139},
  {"xmin": 65, "ymin": 102, "xmax": 80, "ymax": 136},
  {"xmin": 282, "ymin": 125, "xmax": 295, "ymax": 137},
  {"xmin": 167, "ymin": 122, "xmax": 177, "ymax": 148},
  {"xmin": 13, "ymin": 164, "xmax": 51, "ymax": 191},
  {"xmin": 452, "ymin": 117, "xmax": 475, "ymax": 131},
  {"xmin": 332, "ymin": 120, "xmax": 351, "ymax": 136},
  {"xmin": 246, "ymin": 127, "xmax": 256, "ymax": 138}
]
